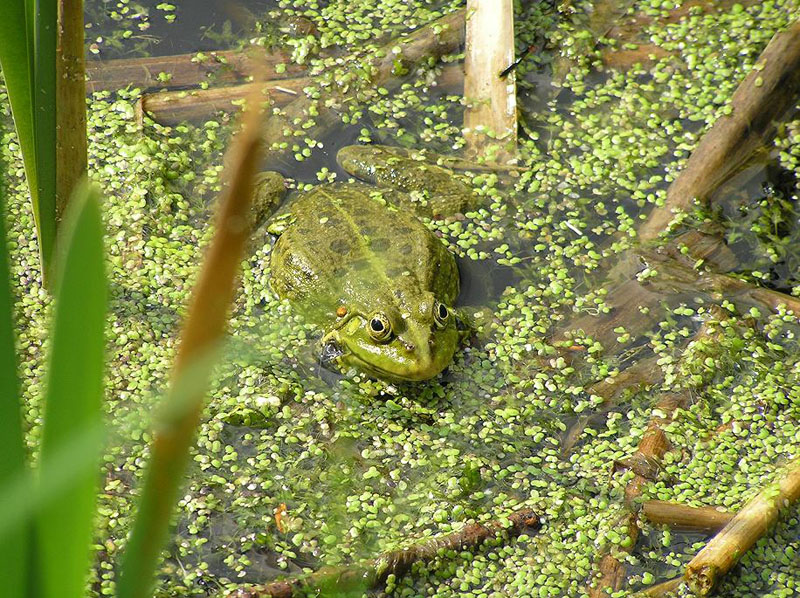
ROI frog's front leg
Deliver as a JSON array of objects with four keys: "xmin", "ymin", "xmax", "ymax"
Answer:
[{"xmin": 336, "ymin": 145, "xmax": 477, "ymax": 218}]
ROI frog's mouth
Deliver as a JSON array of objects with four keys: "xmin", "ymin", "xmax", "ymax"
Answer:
[
  {"xmin": 318, "ymin": 338, "xmax": 410, "ymax": 381},
  {"xmin": 318, "ymin": 335, "xmax": 451, "ymax": 382}
]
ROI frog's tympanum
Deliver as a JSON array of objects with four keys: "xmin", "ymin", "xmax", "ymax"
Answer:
[{"xmin": 256, "ymin": 145, "xmax": 476, "ymax": 382}]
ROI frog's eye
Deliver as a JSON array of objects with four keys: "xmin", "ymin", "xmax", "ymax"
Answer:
[
  {"xmin": 368, "ymin": 313, "xmax": 392, "ymax": 341},
  {"xmin": 433, "ymin": 301, "xmax": 449, "ymax": 328}
]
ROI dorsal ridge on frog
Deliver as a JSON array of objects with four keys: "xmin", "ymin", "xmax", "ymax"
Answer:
[{"xmin": 254, "ymin": 144, "xmax": 476, "ymax": 382}]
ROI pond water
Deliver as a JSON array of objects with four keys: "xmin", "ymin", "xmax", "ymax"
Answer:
[{"xmin": 4, "ymin": 0, "xmax": 800, "ymax": 596}]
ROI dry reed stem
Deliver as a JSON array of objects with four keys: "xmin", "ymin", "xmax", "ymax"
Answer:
[
  {"xmin": 463, "ymin": 0, "xmax": 517, "ymax": 163},
  {"xmin": 137, "ymin": 64, "xmax": 465, "ymax": 125},
  {"xmin": 641, "ymin": 500, "xmax": 732, "ymax": 534},
  {"xmin": 117, "ymin": 89, "xmax": 265, "ymax": 598},
  {"xmin": 685, "ymin": 457, "xmax": 800, "ymax": 595}
]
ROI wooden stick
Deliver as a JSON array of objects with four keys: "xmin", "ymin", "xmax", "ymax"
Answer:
[
  {"xmin": 463, "ymin": 0, "xmax": 517, "ymax": 163},
  {"xmin": 228, "ymin": 508, "xmax": 540, "ymax": 598},
  {"xmin": 86, "ymin": 48, "xmax": 302, "ymax": 93},
  {"xmin": 641, "ymin": 500, "xmax": 732, "ymax": 534},
  {"xmin": 639, "ymin": 20, "xmax": 800, "ymax": 241},
  {"xmin": 684, "ymin": 457, "xmax": 800, "ymax": 595}
]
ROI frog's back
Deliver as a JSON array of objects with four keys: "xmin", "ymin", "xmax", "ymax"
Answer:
[{"xmin": 269, "ymin": 183, "xmax": 458, "ymax": 317}]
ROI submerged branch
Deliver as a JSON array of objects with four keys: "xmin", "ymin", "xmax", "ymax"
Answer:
[
  {"xmin": 136, "ymin": 78, "xmax": 311, "ymax": 126},
  {"xmin": 639, "ymin": 20, "xmax": 800, "ymax": 241},
  {"xmin": 229, "ymin": 508, "xmax": 540, "ymax": 598},
  {"xmin": 136, "ymin": 64, "xmax": 464, "ymax": 126},
  {"xmin": 262, "ymin": 9, "xmax": 465, "ymax": 158},
  {"xmin": 588, "ymin": 392, "xmax": 689, "ymax": 598},
  {"xmin": 86, "ymin": 48, "xmax": 302, "ymax": 93}
]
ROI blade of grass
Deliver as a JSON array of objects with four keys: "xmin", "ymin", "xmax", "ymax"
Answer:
[
  {"xmin": 117, "ymin": 95, "xmax": 266, "ymax": 598},
  {"xmin": 36, "ymin": 179, "xmax": 107, "ymax": 598},
  {"xmin": 0, "ymin": 1, "xmax": 38, "ymax": 227},
  {"xmin": 33, "ymin": 0, "xmax": 58, "ymax": 278},
  {"xmin": 0, "ymin": 158, "xmax": 28, "ymax": 598}
]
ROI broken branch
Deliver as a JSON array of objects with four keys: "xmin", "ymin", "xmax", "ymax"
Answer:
[{"xmin": 228, "ymin": 508, "xmax": 540, "ymax": 598}]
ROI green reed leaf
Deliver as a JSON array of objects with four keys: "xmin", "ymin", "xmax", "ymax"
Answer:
[
  {"xmin": 0, "ymin": 152, "xmax": 28, "ymax": 598},
  {"xmin": 36, "ymin": 179, "xmax": 107, "ymax": 598}
]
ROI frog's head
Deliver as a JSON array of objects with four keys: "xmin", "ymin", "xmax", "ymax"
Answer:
[{"xmin": 319, "ymin": 292, "xmax": 460, "ymax": 382}]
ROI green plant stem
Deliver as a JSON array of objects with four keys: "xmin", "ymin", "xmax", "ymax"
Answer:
[
  {"xmin": 56, "ymin": 0, "xmax": 87, "ymax": 223},
  {"xmin": 33, "ymin": 0, "xmax": 58, "ymax": 281}
]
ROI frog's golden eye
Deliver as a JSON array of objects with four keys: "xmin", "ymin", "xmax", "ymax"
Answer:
[
  {"xmin": 368, "ymin": 313, "xmax": 392, "ymax": 341},
  {"xmin": 433, "ymin": 301, "xmax": 449, "ymax": 328}
]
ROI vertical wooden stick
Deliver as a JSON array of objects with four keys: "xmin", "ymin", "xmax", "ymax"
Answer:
[
  {"xmin": 56, "ymin": 0, "xmax": 88, "ymax": 225},
  {"xmin": 463, "ymin": 0, "xmax": 517, "ymax": 163}
]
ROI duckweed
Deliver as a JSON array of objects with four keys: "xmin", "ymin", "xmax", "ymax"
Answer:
[{"xmin": 3, "ymin": 0, "xmax": 800, "ymax": 596}]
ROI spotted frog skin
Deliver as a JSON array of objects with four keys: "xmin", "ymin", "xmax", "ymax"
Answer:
[{"xmin": 257, "ymin": 145, "xmax": 476, "ymax": 381}]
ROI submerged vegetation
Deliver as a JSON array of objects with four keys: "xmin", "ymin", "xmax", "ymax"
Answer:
[{"xmin": 1, "ymin": 0, "xmax": 800, "ymax": 597}]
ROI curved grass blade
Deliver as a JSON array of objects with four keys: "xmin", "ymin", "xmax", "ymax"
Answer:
[
  {"xmin": 0, "ymin": 0, "xmax": 57, "ymax": 283},
  {"xmin": 0, "ymin": 156, "xmax": 28, "ymax": 598},
  {"xmin": 36, "ymin": 179, "xmax": 107, "ymax": 598}
]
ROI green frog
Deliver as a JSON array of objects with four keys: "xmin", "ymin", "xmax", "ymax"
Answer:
[{"xmin": 254, "ymin": 145, "xmax": 477, "ymax": 382}]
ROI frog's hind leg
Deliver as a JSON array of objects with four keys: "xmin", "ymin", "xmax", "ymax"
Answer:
[
  {"xmin": 336, "ymin": 145, "xmax": 478, "ymax": 218},
  {"xmin": 251, "ymin": 171, "xmax": 289, "ymax": 232}
]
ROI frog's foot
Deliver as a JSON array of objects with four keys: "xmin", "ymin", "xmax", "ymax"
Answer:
[
  {"xmin": 251, "ymin": 171, "xmax": 288, "ymax": 232},
  {"xmin": 318, "ymin": 337, "xmax": 346, "ymax": 372},
  {"xmin": 336, "ymin": 145, "xmax": 478, "ymax": 218},
  {"xmin": 454, "ymin": 306, "xmax": 493, "ymax": 340}
]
